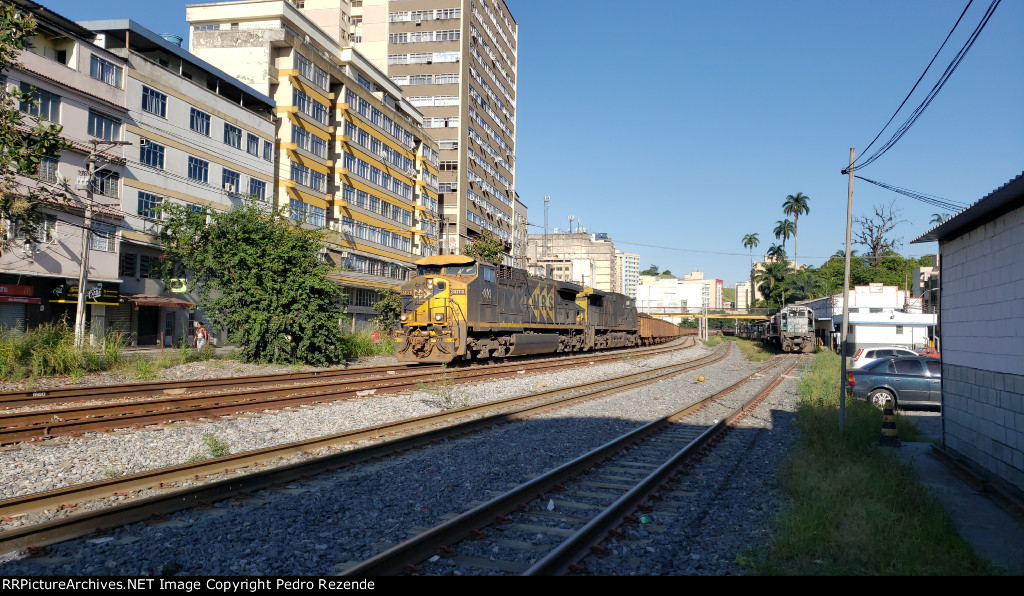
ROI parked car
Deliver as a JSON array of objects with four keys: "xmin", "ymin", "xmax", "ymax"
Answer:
[
  {"xmin": 850, "ymin": 346, "xmax": 919, "ymax": 370},
  {"xmin": 847, "ymin": 356, "xmax": 941, "ymax": 408},
  {"xmin": 916, "ymin": 346, "xmax": 941, "ymax": 358}
]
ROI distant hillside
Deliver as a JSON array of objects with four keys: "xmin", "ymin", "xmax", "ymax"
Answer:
[{"xmin": 722, "ymin": 288, "xmax": 736, "ymax": 303}]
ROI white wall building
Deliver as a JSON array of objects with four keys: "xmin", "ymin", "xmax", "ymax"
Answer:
[{"xmin": 912, "ymin": 172, "xmax": 1024, "ymax": 496}]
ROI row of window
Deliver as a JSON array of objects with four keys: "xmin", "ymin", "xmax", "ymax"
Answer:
[
  {"xmin": 468, "ymin": 147, "xmax": 512, "ymax": 189},
  {"xmin": 342, "ymin": 152, "xmax": 413, "ymax": 200},
  {"xmin": 293, "ymin": 88, "xmax": 329, "ymax": 125},
  {"xmin": 469, "ymin": 65, "xmax": 515, "ymax": 119},
  {"xmin": 341, "ymin": 216, "xmax": 411, "ymax": 253},
  {"xmin": 343, "ymin": 258, "xmax": 410, "ymax": 284},
  {"xmin": 466, "ymin": 210, "xmax": 510, "ymax": 241},
  {"xmin": 294, "ymin": 53, "xmax": 330, "ymax": 92},
  {"xmin": 119, "ymin": 251, "xmax": 160, "ymax": 279},
  {"xmin": 390, "ymin": 73, "xmax": 459, "ymax": 86},
  {"xmin": 341, "ymin": 184, "xmax": 412, "ymax": 227},
  {"xmin": 342, "ymin": 121, "xmax": 415, "ymax": 175},
  {"xmin": 289, "ymin": 198, "xmax": 327, "ymax": 227},
  {"xmin": 468, "ymin": 125, "xmax": 513, "ymax": 174},
  {"xmin": 387, "ymin": 52, "xmax": 460, "ymax": 66},
  {"xmin": 388, "ymin": 30, "xmax": 460, "ymax": 44},
  {"xmin": 290, "ymin": 162, "xmax": 327, "ymax": 193},
  {"xmin": 344, "ymin": 89, "xmax": 416, "ymax": 149},
  {"xmin": 388, "ymin": 9, "xmax": 461, "ymax": 23},
  {"xmin": 292, "ymin": 125, "xmax": 328, "ymax": 158}
]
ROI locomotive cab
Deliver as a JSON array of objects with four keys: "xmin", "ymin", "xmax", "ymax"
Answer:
[{"xmin": 395, "ymin": 255, "xmax": 477, "ymax": 363}]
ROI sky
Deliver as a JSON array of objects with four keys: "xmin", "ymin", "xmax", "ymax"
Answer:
[{"xmin": 38, "ymin": 0, "xmax": 1024, "ymax": 287}]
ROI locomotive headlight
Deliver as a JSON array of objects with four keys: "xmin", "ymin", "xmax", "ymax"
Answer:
[
  {"xmin": 400, "ymin": 314, "xmax": 408, "ymax": 322},
  {"xmin": 427, "ymin": 279, "xmax": 433, "ymax": 289},
  {"xmin": 434, "ymin": 313, "xmax": 444, "ymax": 322}
]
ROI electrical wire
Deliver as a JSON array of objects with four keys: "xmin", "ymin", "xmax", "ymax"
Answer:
[
  {"xmin": 850, "ymin": 0, "xmax": 1001, "ymax": 171},
  {"xmin": 854, "ymin": 176, "xmax": 967, "ymax": 211}
]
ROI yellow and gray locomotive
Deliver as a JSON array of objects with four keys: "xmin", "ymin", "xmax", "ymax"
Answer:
[{"xmin": 394, "ymin": 255, "xmax": 645, "ymax": 364}]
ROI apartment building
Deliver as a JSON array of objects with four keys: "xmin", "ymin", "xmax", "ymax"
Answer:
[
  {"xmin": 186, "ymin": 0, "xmax": 442, "ymax": 331},
  {"xmin": 526, "ymin": 232, "xmax": 617, "ymax": 292},
  {"xmin": 614, "ymin": 250, "xmax": 640, "ymax": 299},
  {"xmin": 302, "ymin": 0, "xmax": 518, "ymax": 262},
  {"xmin": 81, "ymin": 19, "xmax": 277, "ymax": 346},
  {"xmin": 1, "ymin": 0, "xmax": 127, "ymax": 339}
]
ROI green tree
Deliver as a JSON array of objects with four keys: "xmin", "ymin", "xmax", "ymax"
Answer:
[
  {"xmin": 766, "ymin": 244, "xmax": 787, "ymax": 261},
  {"xmin": 640, "ymin": 264, "xmax": 660, "ymax": 276},
  {"xmin": 370, "ymin": 289, "xmax": 401, "ymax": 336},
  {"xmin": 755, "ymin": 260, "xmax": 790, "ymax": 307},
  {"xmin": 773, "ymin": 219, "xmax": 795, "ymax": 253},
  {"xmin": 782, "ymin": 192, "xmax": 810, "ymax": 267},
  {"xmin": 463, "ymin": 230, "xmax": 505, "ymax": 264},
  {"xmin": 930, "ymin": 213, "xmax": 951, "ymax": 226},
  {"xmin": 0, "ymin": 4, "xmax": 73, "ymax": 251},
  {"xmin": 660, "ymin": 269, "xmax": 673, "ymax": 278},
  {"xmin": 157, "ymin": 201, "xmax": 347, "ymax": 366}
]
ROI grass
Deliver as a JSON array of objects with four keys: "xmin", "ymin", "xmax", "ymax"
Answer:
[
  {"xmin": 702, "ymin": 335, "xmax": 776, "ymax": 362},
  {"xmin": 745, "ymin": 349, "xmax": 998, "ymax": 575},
  {"xmin": 415, "ymin": 364, "xmax": 467, "ymax": 410},
  {"xmin": 185, "ymin": 432, "xmax": 231, "ymax": 463}
]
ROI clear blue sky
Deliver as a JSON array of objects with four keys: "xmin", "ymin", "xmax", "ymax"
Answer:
[{"xmin": 41, "ymin": 0, "xmax": 1024, "ymax": 287}]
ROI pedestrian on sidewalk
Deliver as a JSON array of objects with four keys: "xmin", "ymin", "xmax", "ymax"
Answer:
[{"xmin": 194, "ymin": 322, "xmax": 210, "ymax": 351}]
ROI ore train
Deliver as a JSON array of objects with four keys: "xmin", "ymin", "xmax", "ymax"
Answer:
[
  {"xmin": 741, "ymin": 305, "xmax": 815, "ymax": 353},
  {"xmin": 394, "ymin": 255, "xmax": 683, "ymax": 364}
]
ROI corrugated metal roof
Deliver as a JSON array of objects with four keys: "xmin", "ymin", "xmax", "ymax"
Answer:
[{"xmin": 912, "ymin": 172, "xmax": 1024, "ymax": 243}]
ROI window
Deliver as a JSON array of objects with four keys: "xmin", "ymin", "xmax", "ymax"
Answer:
[
  {"xmin": 90, "ymin": 223, "xmax": 116, "ymax": 252},
  {"xmin": 290, "ymin": 162, "xmax": 310, "ymax": 187},
  {"xmin": 93, "ymin": 171, "xmax": 119, "ymax": 197},
  {"xmin": 248, "ymin": 178, "xmax": 266, "ymax": 201},
  {"xmin": 139, "ymin": 255, "xmax": 158, "ymax": 279},
  {"xmin": 137, "ymin": 192, "xmax": 162, "ymax": 219},
  {"xmin": 187, "ymin": 157, "xmax": 209, "ymax": 183},
  {"xmin": 19, "ymin": 83, "xmax": 60, "ymax": 121},
  {"xmin": 222, "ymin": 169, "xmax": 240, "ymax": 192},
  {"xmin": 195, "ymin": 24, "xmax": 220, "ymax": 31},
  {"xmin": 223, "ymin": 123, "xmax": 242, "ymax": 149},
  {"xmin": 247, "ymin": 133, "xmax": 260, "ymax": 156},
  {"xmin": 89, "ymin": 55, "xmax": 122, "ymax": 87},
  {"xmin": 141, "ymin": 86, "xmax": 167, "ymax": 117},
  {"xmin": 263, "ymin": 140, "xmax": 273, "ymax": 161},
  {"xmin": 139, "ymin": 140, "xmax": 165, "ymax": 169},
  {"xmin": 88, "ymin": 111, "xmax": 120, "ymax": 140},
  {"xmin": 190, "ymin": 108, "xmax": 211, "ymax": 135},
  {"xmin": 38, "ymin": 156, "xmax": 58, "ymax": 182},
  {"xmin": 119, "ymin": 252, "xmax": 138, "ymax": 277}
]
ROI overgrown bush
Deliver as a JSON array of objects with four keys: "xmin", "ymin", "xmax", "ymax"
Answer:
[{"xmin": 0, "ymin": 322, "xmax": 126, "ymax": 381}]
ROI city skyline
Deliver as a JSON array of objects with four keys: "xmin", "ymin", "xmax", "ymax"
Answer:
[{"xmin": 37, "ymin": 0, "xmax": 1024, "ymax": 287}]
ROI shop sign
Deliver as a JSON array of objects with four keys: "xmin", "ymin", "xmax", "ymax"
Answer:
[
  {"xmin": 51, "ymin": 281, "xmax": 120, "ymax": 305},
  {"xmin": 0, "ymin": 284, "xmax": 33, "ymax": 296}
]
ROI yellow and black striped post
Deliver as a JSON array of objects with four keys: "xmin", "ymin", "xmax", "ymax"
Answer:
[{"xmin": 880, "ymin": 397, "xmax": 899, "ymax": 446}]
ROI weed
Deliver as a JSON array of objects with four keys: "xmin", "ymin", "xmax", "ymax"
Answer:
[
  {"xmin": 202, "ymin": 433, "xmax": 230, "ymax": 457},
  {"xmin": 131, "ymin": 359, "xmax": 157, "ymax": 380},
  {"xmin": 68, "ymin": 368, "xmax": 84, "ymax": 383},
  {"xmin": 102, "ymin": 468, "xmax": 120, "ymax": 478},
  {"xmin": 416, "ymin": 364, "xmax": 468, "ymax": 410}
]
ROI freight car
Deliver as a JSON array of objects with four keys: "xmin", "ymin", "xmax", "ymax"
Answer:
[
  {"xmin": 638, "ymin": 313, "xmax": 683, "ymax": 346},
  {"xmin": 394, "ymin": 255, "xmax": 681, "ymax": 363}
]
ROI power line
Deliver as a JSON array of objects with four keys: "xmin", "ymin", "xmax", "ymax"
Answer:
[
  {"xmin": 852, "ymin": 0, "xmax": 1002, "ymax": 171},
  {"xmin": 854, "ymin": 176, "xmax": 967, "ymax": 212}
]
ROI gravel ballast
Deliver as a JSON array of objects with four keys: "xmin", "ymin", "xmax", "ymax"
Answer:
[{"xmin": 0, "ymin": 342, "xmax": 801, "ymax": 576}]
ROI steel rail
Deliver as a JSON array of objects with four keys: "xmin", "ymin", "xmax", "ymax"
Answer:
[
  {"xmin": 0, "ymin": 340, "xmax": 693, "ymax": 444},
  {"xmin": 337, "ymin": 352, "xmax": 798, "ymax": 576},
  {"xmin": 0, "ymin": 342, "xmax": 724, "ymax": 552}
]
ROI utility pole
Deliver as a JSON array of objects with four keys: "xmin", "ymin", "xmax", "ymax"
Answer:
[
  {"xmin": 839, "ymin": 148, "xmax": 855, "ymax": 432},
  {"xmin": 74, "ymin": 140, "xmax": 129, "ymax": 348},
  {"xmin": 73, "ymin": 150, "xmax": 97, "ymax": 348}
]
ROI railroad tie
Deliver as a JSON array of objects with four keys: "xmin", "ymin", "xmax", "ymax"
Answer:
[{"xmin": 880, "ymin": 397, "xmax": 899, "ymax": 447}]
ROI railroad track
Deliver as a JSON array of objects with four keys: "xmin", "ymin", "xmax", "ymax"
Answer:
[
  {"xmin": 0, "ymin": 340, "xmax": 723, "ymax": 554},
  {"xmin": 0, "ymin": 340, "xmax": 694, "ymax": 445},
  {"xmin": 338, "ymin": 354, "xmax": 803, "ymax": 576},
  {"xmin": 0, "ymin": 340, "xmax": 691, "ymax": 410}
]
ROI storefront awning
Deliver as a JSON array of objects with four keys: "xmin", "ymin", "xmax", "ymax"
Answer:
[
  {"xmin": 0, "ymin": 296, "xmax": 41, "ymax": 304},
  {"xmin": 124, "ymin": 294, "xmax": 194, "ymax": 309}
]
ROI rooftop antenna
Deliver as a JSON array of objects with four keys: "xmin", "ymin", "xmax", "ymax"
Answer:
[
  {"xmin": 543, "ymin": 195, "xmax": 550, "ymax": 257},
  {"xmin": 568, "ymin": 214, "xmax": 575, "ymax": 234}
]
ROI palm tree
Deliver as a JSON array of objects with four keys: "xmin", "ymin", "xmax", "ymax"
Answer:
[
  {"xmin": 773, "ymin": 219, "xmax": 795, "ymax": 254},
  {"xmin": 930, "ymin": 213, "xmax": 951, "ymax": 226},
  {"xmin": 742, "ymin": 233, "xmax": 759, "ymax": 304},
  {"xmin": 766, "ymin": 243, "xmax": 787, "ymax": 261},
  {"xmin": 782, "ymin": 193, "xmax": 810, "ymax": 267},
  {"xmin": 755, "ymin": 260, "xmax": 790, "ymax": 307}
]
